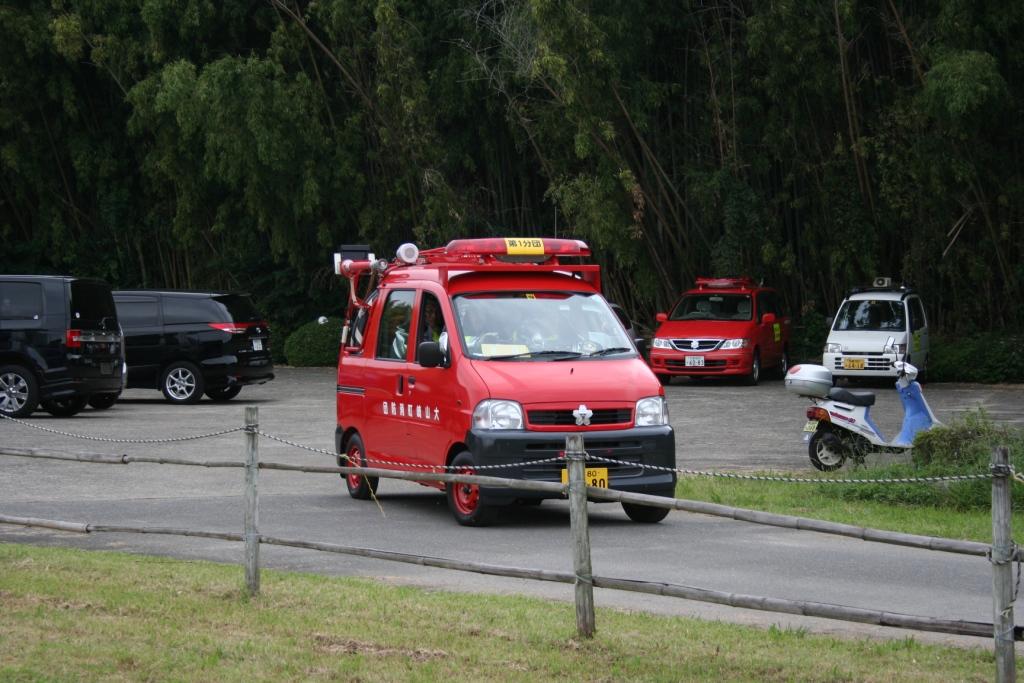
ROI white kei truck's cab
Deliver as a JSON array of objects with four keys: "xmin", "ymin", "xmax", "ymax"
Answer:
[{"xmin": 823, "ymin": 279, "xmax": 929, "ymax": 382}]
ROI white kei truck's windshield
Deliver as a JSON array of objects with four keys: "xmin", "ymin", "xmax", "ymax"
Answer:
[
  {"xmin": 832, "ymin": 299, "xmax": 907, "ymax": 332},
  {"xmin": 452, "ymin": 292, "xmax": 634, "ymax": 360}
]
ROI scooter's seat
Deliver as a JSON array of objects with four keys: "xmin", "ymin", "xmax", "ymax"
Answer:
[{"xmin": 827, "ymin": 386, "xmax": 876, "ymax": 407}]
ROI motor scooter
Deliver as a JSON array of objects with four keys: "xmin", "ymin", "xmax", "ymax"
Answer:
[{"xmin": 784, "ymin": 336, "xmax": 940, "ymax": 471}]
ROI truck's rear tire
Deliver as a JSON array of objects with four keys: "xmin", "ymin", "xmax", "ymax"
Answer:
[{"xmin": 343, "ymin": 433, "xmax": 378, "ymax": 500}]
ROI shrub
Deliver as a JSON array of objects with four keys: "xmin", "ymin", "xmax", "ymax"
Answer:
[
  {"xmin": 927, "ymin": 334, "xmax": 1024, "ymax": 383},
  {"xmin": 284, "ymin": 317, "xmax": 342, "ymax": 367},
  {"xmin": 790, "ymin": 310, "xmax": 830, "ymax": 364},
  {"xmin": 269, "ymin": 321, "xmax": 292, "ymax": 365},
  {"xmin": 831, "ymin": 410, "xmax": 1024, "ymax": 510}
]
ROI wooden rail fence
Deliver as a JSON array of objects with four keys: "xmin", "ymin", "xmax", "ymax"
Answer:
[{"xmin": 0, "ymin": 407, "xmax": 1018, "ymax": 681}]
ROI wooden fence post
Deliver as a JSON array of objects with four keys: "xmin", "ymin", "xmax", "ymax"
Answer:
[
  {"xmin": 991, "ymin": 445, "xmax": 1015, "ymax": 682},
  {"xmin": 566, "ymin": 434, "xmax": 595, "ymax": 638},
  {"xmin": 244, "ymin": 406, "xmax": 260, "ymax": 596}
]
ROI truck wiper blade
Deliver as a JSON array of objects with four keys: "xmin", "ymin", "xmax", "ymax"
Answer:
[
  {"xmin": 587, "ymin": 347, "xmax": 633, "ymax": 357},
  {"xmin": 488, "ymin": 350, "xmax": 583, "ymax": 361}
]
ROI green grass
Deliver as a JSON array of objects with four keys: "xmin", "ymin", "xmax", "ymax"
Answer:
[
  {"xmin": 0, "ymin": 543, "xmax": 1008, "ymax": 682},
  {"xmin": 675, "ymin": 475, "xmax": 1019, "ymax": 542},
  {"xmin": 681, "ymin": 411, "xmax": 1024, "ymax": 541}
]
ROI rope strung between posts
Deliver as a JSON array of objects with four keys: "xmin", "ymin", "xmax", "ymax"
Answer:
[
  {"xmin": 585, "ymin": 454, "xmax": 996, "ymax": 485},
  {"xmin": 260, "ymin": 429, "xmax": 997, "ymax": 484},
  {"xmin": 0, "ymin": 412, "xmax": 1004, "ymax": 484},
  {"xmin": 0, "ymin": 412, "xmax": 244, "ymax": 443},
  {"xmin": 257, "ymin": 430, "xmax": 565, "ymax": 472}
]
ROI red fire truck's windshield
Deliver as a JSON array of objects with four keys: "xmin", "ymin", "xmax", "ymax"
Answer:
[{"xmin": 452, "ymin": 292, "xmax": 634, "ymax": 360}]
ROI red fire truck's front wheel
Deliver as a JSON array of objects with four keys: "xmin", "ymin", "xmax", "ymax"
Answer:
[{"xmin": 447, "ymin": 451, "xmax": 497, "ymax": 526}]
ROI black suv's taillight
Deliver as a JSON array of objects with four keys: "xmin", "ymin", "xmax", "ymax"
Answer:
[{"xmin": 208, "ymin": 322, "xmax": 249, "ymax": 334}]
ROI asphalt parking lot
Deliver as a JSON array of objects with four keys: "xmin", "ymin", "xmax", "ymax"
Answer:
[{"xmin": 2, "ymin": 368, "xmax": 1023, "ymax": 644}]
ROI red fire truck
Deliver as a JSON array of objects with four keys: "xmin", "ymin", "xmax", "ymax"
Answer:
[{"xmin": 332, "ymin": 238, "xmax": 676, "ymax": 526}]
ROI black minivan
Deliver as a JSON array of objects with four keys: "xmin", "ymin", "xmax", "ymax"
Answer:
[
  {"xmin": 0, "ymin": 276, "xmax": 124, "ymax": 417},
  {"xmin": 113, "ymin": 290, "xmax": 274, "ymax": 404}
]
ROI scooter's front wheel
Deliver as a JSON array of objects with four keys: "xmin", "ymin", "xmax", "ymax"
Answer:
[{"xmin": 808, "ymin": 429, "xmax": 847, "ymax": 471}]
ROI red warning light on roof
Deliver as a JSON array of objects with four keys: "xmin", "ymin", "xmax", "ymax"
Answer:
[
  {"xmin": 695, "ymin": 277, "xmax": 754, "ymax": 289},
  {"xmin": 443, "ymin": 238, "xmax": 590, "ymax": 259}
]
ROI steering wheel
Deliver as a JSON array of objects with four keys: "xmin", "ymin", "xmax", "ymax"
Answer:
[{"xmin": 516, "ymin": 322, "xmax": 548, "ymax": 352}]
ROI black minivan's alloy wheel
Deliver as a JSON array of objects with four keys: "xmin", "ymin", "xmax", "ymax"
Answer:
[
  {"xmin": 0, "ymin": 365, "xmax": 39, "ymax": 418},
  {"xmin": 161, "ymin": 361, "xmax": 205, "ymax": 404}
]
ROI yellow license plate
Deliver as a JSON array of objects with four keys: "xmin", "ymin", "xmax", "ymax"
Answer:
[
  {"xmin": 504, "ymin": 238, "xmax": 545, "ymax": 255},
  {"xmin": 561, "ymin": 467, "xmax": 609, "ymax": 488},
  {"xmin": 842, "ymin": 358, "xmax": 866, "ymax": 370},
  {"xmin": 803, "ymin": 420, "xmax": 819, "ymax": 433}
]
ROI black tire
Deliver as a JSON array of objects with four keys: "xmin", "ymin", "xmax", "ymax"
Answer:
[
  {"xmin": 0, "ymin": 364, "xmax": 39, "ymax": 418},
  {"xmin": 621, "ymin": 486, "xmax": 674, "ymax": 523},
  {"xmin": 206, "ymin": 385, "xmax": 242, "ymax": 402},
  {"xmin": 342, "ymin": 433, "xmax": 378, "ymax": 500},
  {"xmin": 447, "ymin": 451, "xmax": 497, "ymax": 526},
  {"xmin": 87, "ymin": 393, "xmax": 119, "ymax": 410},
  {"xmin": 160, "ymin": 361, "xmax": 205, "ymax": 404},
  {"xmin": 657, "ymin": 374, "xmax": 672, "ymax": 386},
  {"xmin": 777, "ymin": 347, "xmax": 790, "ymax": 379},
  {"xmin": 744, "ymin": 350, "xmax": 761, "ymax": 386},
  {"xmin": 808, "ymin": 429, "xmax": 846, "ymax": 471},
  {"xmin": 42, "ymin": 395, "xmax": 88, "ymax": 417}
]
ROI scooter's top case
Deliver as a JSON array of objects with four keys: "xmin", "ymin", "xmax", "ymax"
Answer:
[
  {"xmin": 894, "ymin": 381, "xmax": 936, "ymax": 447},
  {"xmin": 785, "ymin": 364, "xmax": 833, "ymax": 398}
]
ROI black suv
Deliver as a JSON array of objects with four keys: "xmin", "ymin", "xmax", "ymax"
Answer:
[
  {"xmin": 113, "ymin": 290, "xmax": 274, "ymax": 404},
  {"xmin": 1, "ymin": 276, "xmax": 124, "ymax": 417}
]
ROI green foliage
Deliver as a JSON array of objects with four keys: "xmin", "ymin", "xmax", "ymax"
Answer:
[
  {"xmin": 834, "ymin": 410, "xmax": 1024, "ymax": 510},
  {"xmin": 918, "ymin": 51, "xmax": 1010, "ymax": 129},
  {"xmin": 1, "ymin": 0, "xmax": 1022, "ymax": 357},
  {"xmin": 284, "ymin": 317, "xmax": 342, "ymax": 367},
  {"xmin": 790, "ymin": 309, "xmax": 830, "ymax": 364},
  {"xmin": 927, "ymin": 334, "xmax": 1024, "ymax": 383}
]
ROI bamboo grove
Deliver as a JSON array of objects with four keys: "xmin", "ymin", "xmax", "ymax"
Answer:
[{"xmin": 1, "ymin": 0, "xmax": 1021, "ymax": 336}]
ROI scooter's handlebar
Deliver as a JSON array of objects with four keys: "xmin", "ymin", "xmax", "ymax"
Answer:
[{"xmin": 892, "ymin": 360, "xmax": 919, "ymax": 382}]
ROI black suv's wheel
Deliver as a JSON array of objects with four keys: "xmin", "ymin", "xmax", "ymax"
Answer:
[
  {"xmin": 206, "ymin": 385, "xmax": 242, "ymax": 402},
  {"xmin": 88, "ymin": 393, "xmax": 119, "ymax": 410},
  {"xmin": 161, "ymin": 361, "xmax": 205, "ymax": 404},
  {"xmin": 342, "ymin": 433, "xmax": 379, "ymax": 500},
  {"xmin": 42, "ymin": 396, "xmax": 88, "ymax": 417},
  {"xmin": 0, "ymin": 365, "xmax": 39, "ymax": 418},
  {"xmin": 447, "ymin": 451, "xmax": 497, "ymax": 526}
]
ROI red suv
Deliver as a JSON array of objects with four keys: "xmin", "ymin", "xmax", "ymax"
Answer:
[{"xmin": 648, "ymin": 277, "xmax": 790, "ymax": 385}]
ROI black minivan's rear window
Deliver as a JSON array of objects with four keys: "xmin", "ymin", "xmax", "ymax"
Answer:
[
  {"xmin": 214, "ymin": 295, "xmax": 261, "ymax": 323},
  {"xmin": 69, "ymin": 280, "xmax": 118, "ymax": 329},
  {"xmin": 162, "ymin": 294, "xmax": 261, "ymax": 324}
]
